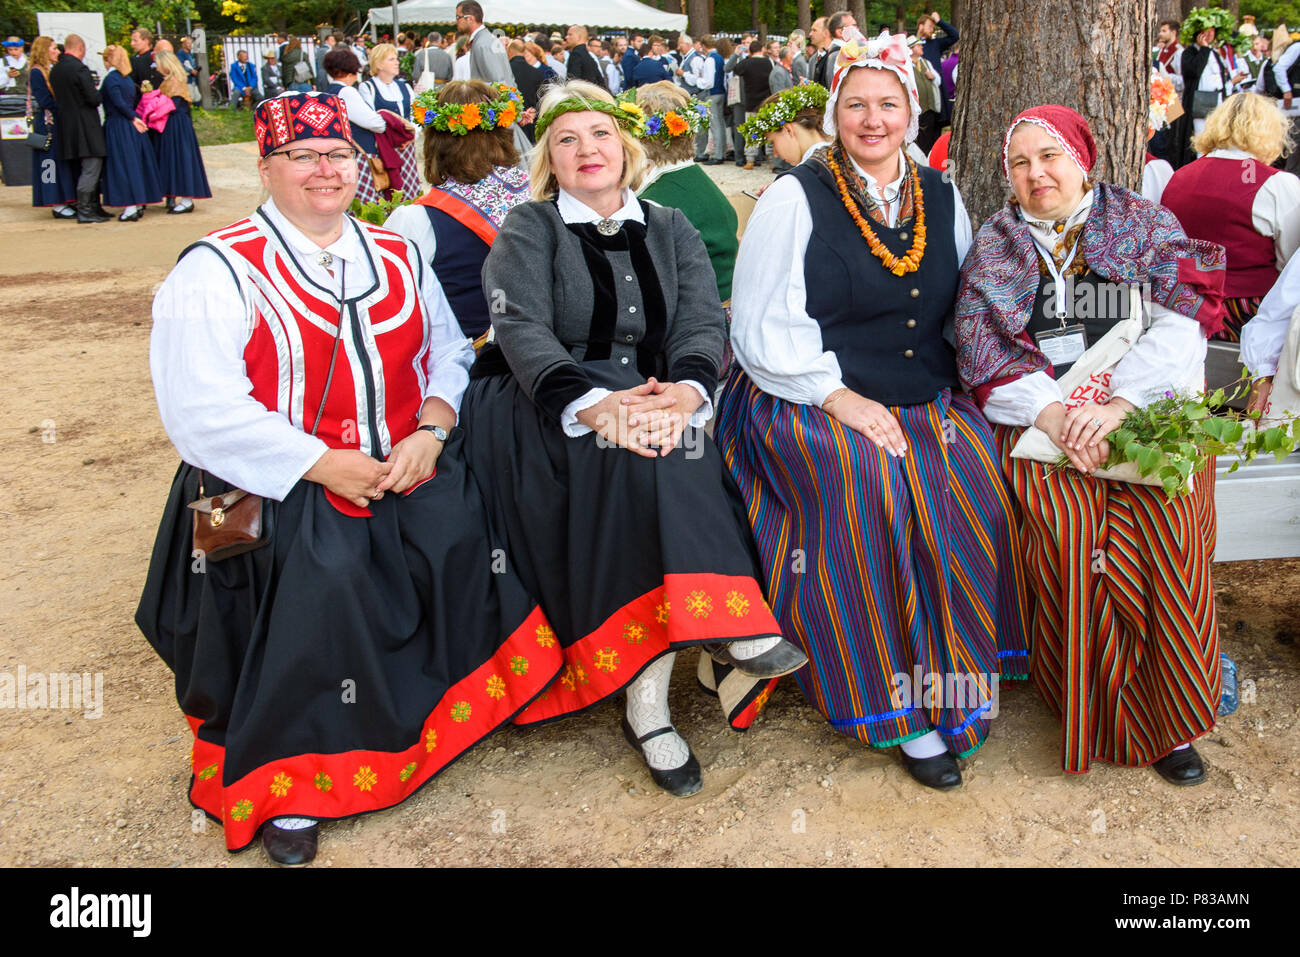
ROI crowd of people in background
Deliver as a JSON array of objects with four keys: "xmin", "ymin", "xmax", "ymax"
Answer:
[{"xmin": 14, "ymin": 27, "xmax": 210, "ymax": 222}]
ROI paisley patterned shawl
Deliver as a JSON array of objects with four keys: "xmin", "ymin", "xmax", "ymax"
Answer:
[{"xmin": 954, "ymin": 181, "xmax": 1227, "ymax": 406}]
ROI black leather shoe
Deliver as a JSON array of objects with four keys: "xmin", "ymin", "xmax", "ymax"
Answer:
[
  {"xmin": 702, "ymin": 638, "xmax": 808, "ymax": 679},
  {"xmin": 118, "ymin": 207, "xmax": 145, "ymax": 222},
  {"xmin": 76, "ymin": 190, "xmax": 109, "ymax": 223},
  {"xmin": 168, "ymin": 202, "xmax": 194, "ymax": 214},
  {"xmin": 1151, "ymin": 746, "xmax": 1206, "ymax": 786},
  {"xmin": 261, "ymin": 820, "xmax": 319, "ymax": 866},
  {"xmin": 621, "ymin": 715, "xmax": 702, "ymax": 797},
  {"xmin": 899, "ymin": 749, "xmax": 962, "ymax": 791}
]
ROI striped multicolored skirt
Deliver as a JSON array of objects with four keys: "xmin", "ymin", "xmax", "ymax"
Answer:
[
  {"xmin": 1216, "ymin": 296, "xmax": 1262, "ymax": 343},
  {"xmin": 715, "ymin": 372, "xmax": 1029, "ymax": 757},
  {"xmin": 995, "ymin": 426, "xmax": 1221, "ymax": 773}
]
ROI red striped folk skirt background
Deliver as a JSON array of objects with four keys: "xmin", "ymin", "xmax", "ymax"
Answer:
[
  {"xmin": 1216, "ymin": 296, "xmax": 1262, "ymax": 344},
  {"xmin": 716, "ymin": 374, "xmax": 1029, "ymax": 758},
  {"xmin": 995, "ymin": 426, "xmax": 1221, "ymax": 773}
]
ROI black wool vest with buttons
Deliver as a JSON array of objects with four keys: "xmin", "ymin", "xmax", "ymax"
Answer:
[{"xmin": 791, "ymin": 159, "xmax": 959, "ymax": 407}]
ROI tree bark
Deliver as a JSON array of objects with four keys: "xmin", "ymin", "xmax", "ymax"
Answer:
[
  {"xmin": 825, "ymin": 0, "xmax": 845, "ymax": 18},
  {"xmin": 951, "ymin": 0, "xmax": 1151, "ymax": 227},
  {"xmin": 1154, "ymin": 0, "xmax": 1179, "ymax": 26},
  {"xmin": 798, "ymin": 0, "xmax": 812, "ymax": 33},
  {"xmin": 688, "ymin": 0, "xmax": 712, "ymax": 37},
  {"xmin": 849, "ymin": 0, "xmax": 866, "ymax": 32}
]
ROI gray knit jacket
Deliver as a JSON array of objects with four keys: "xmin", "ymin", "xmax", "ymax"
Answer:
[{"xmin": 480, "ymin": 198, "xmax": 726, "ymax": 422}]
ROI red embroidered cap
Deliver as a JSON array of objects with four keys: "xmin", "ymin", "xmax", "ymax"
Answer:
[
  {"xmin": 254, "ymin": 91, "xmax": 360, "ymax": 157},
  {"xmin": 1002, "ymin": 104, "xmax": 1096, "ymax": 179}
]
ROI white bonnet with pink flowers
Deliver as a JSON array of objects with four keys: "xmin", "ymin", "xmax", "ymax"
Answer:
[{"xmin": 823, "ymin": 27, "xmax": 921, "ymax": 143}]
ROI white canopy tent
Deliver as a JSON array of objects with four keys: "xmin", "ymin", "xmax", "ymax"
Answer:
[{"xmin": 366, "ymin": 0, "xmax": 687, "ymax": 31}]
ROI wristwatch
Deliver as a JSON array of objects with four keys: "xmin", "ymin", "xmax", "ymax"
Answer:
[{"xmin": 418, "ymin": 424, "xmax": 449, "ymax": 441}]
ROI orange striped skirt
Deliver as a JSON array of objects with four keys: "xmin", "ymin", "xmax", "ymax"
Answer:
[{"xmin": 995, "ymin": 426, "xmax": 1221, "ymax": 773}]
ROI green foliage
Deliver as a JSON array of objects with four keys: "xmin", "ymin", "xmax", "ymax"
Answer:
[
  {"xmin": 711, "ymin": 0, "xmax": 948, "ymax": 35},
  {"xmin": 1241, "ymin": 1, "xmax": 1300, "ymax": 31},
  {"xmin": 350, "ymin": 190, "xmax": 412, "ymax": 225},
  {"xmin": 1063, "ymin": 380, "xmax": 1300, "ymax": 501},
  {"xmin": 192, "ymin": 106, "xmax": 254, "ymax": 146}
]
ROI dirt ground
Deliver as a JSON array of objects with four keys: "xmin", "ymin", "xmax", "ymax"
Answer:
[{"xmin": 1, "ymin": 145, "xmax": 1298, "ymax": 868}]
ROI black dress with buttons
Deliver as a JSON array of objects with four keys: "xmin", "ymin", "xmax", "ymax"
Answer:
[{"xmin": 459, "ymin": 196, "xmax": 785, "ymax": 726}]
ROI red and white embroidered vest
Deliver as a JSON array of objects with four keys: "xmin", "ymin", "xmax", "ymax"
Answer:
[{"xmin": 189, "ymin": 210, "xmax": 430, "ymax": 513}]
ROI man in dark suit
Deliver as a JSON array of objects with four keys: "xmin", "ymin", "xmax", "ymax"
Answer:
[
  {"xmin": 129, "ymin": 26, "xmax": 163, "ymax": 91},
  {"xmin": 564, "ymin": 23, "xmax": 606, "ymax": 89},
  {"xmin": 50, "ymin": 34, "xmax": 108, "ymax": 223}
]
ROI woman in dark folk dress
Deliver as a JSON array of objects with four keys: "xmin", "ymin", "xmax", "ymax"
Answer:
[{"xmin": 461, "ymin": 80, "xmax": 807, "ymax": 798}]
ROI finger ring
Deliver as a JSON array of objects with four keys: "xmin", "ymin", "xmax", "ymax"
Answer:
[{"xmin": 1089, "ymin": 417, "xmax": 1103, "ymax": 428}]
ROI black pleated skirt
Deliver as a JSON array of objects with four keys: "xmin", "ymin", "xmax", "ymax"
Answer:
[
  {"xmin": 460, "ymin": 359, "xmax": 784, "ymax": 725},
  {"xmin": 135, "ymin": 431, "xmax": 562, "ymax": 851}
]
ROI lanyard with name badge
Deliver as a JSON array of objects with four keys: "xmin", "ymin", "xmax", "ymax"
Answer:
[{"xmin": 1030, "ymin": 228, "xmax": 1088, "ymax": 368}]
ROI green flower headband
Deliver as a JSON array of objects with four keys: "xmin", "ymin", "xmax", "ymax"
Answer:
[
  {"xmin": 535, "ymin": 90, "xmax": 646, "ymax": 141},
  {"xmin": 413, "ymin": 83, "xmax": 523, "ymax": 136},
  {"xmin": 637, "ymin": 100, "xmax": 710, "ymax": 146},
  {"xmin": 738, "ymin": 83, "xmax": 830, "ymax": 146}
]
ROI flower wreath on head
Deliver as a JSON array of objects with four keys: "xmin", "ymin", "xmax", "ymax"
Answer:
[
  {"xmin": 637, "ymin": 99, "xmax": 710, "ymax": 146},
  {"xmin": 738, "ymin": 83, "xmax": 829, "ymax": 146},
  {"xmin": 414, "ymin": 83, "xmax": 523, "ymax": 135},
  {"xmin": 1180, "ymin": 6, "xmax": 1237, "ymax": 47},
  {"xmin": 534, "ymin": 89, "xmax": 646, "ymax": 140}
]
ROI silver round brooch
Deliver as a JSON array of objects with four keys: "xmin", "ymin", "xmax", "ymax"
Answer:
[{"xmin": 595, "ymin": 218, "xmax": 621, "ymax": 236}]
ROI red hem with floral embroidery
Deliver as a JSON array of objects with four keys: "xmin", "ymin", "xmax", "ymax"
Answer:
[
  {"xmin": 186, "ymin": 607, "xmax": 562, "ymax": 852},
  {"xmin": 514, "ymin": 573, "xmax": 782, "ymax": 724}
]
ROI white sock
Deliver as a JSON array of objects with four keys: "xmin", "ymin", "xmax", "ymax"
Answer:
[
  {"xmin": 120, "ymin": 205, "xmax": 139, "ymax": 217},
  {"xmin": 173, "ymin": 199, "xmax": 193, "ymax": 211},
  {"xmin": 900, "ymin": 730, "xmax": 948, "ymax": 759},
  {"xmin": 626, "ymin": 653, "xmax": 691, "ymax": 771},
  {"xmin": 52, "ymin": 203, "xmax": 72, "ymax": 213},
  {"xmin": 726, "ymin": 635, "xmax": 783, "ymax": 660},
  {"xmin": 1172, "ymin": 743, "xmax": 1190, "ymax": 752},
  {"xmin": 271, "ymin": 815, "xmax": 315, "ymax": 830}
]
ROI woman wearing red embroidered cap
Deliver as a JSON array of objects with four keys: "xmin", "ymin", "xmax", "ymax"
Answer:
[
  {"xmin": 715, "ymin": 30, "xmax": 1028, "ymax": 792},
  {"xmin": 136, "ymin": 90, "xmax": 562, "ymax": 866},
  {"xmin": 955, "ymin": 104, "xmax": 1228, "ymax": 785}
]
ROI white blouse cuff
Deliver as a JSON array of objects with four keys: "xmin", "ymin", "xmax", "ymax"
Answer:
[{"xmin": 560, "ymin": 388, "xmax": 612, "ymax": 437}]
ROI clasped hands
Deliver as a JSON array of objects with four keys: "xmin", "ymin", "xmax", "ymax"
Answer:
[
  {"xmin": 1035, "ymin": 398, "xmax": 1133, "ymax": 474},
  {"xmin": 304, "ymin": 429, "xmax": 444, "ymax": 507},
  {"xmin": 575, "ymin": 377, "xmax": 703, "ymax": 458}
]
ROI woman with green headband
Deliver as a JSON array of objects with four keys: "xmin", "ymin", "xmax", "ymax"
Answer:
[{"xmin": 460, "ymin": 79, "xmax": 806, "ymax": 798}]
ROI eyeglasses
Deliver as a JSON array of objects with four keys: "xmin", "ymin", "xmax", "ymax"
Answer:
[{"xmin": 269, "ymin": 147, "xmax": 359, "ymax": 169}]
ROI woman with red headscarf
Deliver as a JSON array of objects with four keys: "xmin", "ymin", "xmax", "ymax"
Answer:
[{"xmin": 955, "ymin": 105, "xmax": 1227, "ymax": 785}]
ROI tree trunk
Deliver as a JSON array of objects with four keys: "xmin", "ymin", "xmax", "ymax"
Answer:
[
  {"xmin": 951, "ymin": 0, "xmax": 964, "ymax": 29},
  {"xmin": 688, "ymin": 0, "xmax": 712, "ymax": 36},
  {"xmin": 776, "ymin": 0, "xmax": 787, "ymax": 33},
  {"xmin": 848, "ymin": 0, "xmax": 866, "ymax": 32},
  {"xmin": 825, "ymin": 0, "xmax": 843, "ymax": 18},
  {"xmin": 798, "ymin": 0, "xmax": 811, "ymax": 33},
  {"xmin": 1219, "ymin": 0, "xmax": 1240, "ymax": 18},
  {"xmin": 1154, "ymin": 0, "xmax": 1179, "ymax": 25},
  {"xmin": 951, "ymin": 0, "xmax": 1151, "ymax": 227}
]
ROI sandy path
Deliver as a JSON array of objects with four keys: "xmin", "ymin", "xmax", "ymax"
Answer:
[{"xmin": 0, "ymin": 145, "xmax": 1296, "ymax": 867}]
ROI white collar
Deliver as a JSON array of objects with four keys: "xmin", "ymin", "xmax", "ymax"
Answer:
[
  {"xmin": 262, "ymin": 196, "xmax": 364, "ymax": 264},
  {"xmin": 470, "ymin": 25, "xmax": 486, "ymax": 42},
  {"xmin": 801, "ymin": 142, "xmax": 829, "ymax": 164},
  {"xmin": 557, "ymin": 187, "xmax": 644, "ymax": 225},
  {"xmin": 1207, "ymin": 147, "xmax": 1252, "ymax": 160},
  {"xmin": 1019, "ymin": 189, "xmax": 1094, "ymax": 248},
  {"xmin": 5, "ymin": 53, "xmax": 25, "ymax": 64},
  {"xmin": 638, "ymin": 158, "xmax": 696, "ymax": 191},
  {"xmin": 848, "ymin": 148, "xmax": 907, "ymax": 201}
]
